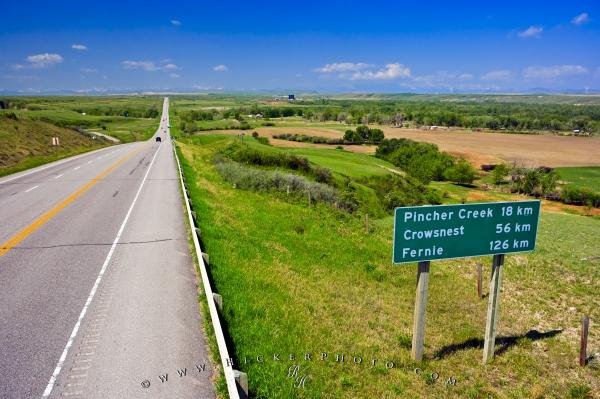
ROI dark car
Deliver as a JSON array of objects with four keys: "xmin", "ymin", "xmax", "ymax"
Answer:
[{"xmin": 155, "ymin": 136, "xmax": 162, "ymax": 142}]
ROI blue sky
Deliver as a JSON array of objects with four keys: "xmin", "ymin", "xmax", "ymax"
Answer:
[{"xmin": 1, "ymin": 1, "xmax": 599, "ymax": 93}]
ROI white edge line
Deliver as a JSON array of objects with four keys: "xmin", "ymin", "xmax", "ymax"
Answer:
[
  {"xmin": 0, "ymin": 145, "xmax": 123, "ymax": 185},
  {"xmin": 172, "ymin": 136, "xmax": 240, "ymax": 398},
  {"xmin": 25, "ymin": 185, "xmax": 39, "ymax": 193},
  {"xmin": 53, "ymin": 174, "xmax": 63, "ymax": 179},
  {"xmin": 41, "ymin": 143, "xmax": 161, "ymax": 398}
]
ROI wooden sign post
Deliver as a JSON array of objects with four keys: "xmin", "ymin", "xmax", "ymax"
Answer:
[
  {"xmin": 411, "ymin": 261, "xmax": 430, "ymax": 361},
  {"xmin": 393, "ymin": 201, "xmax": 541, "ymax": 363},
  {"xmin": 483, "ymin": 254, "xmax": 504, "ymax": 363}
]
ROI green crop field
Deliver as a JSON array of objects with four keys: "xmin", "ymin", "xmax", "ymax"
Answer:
[
  {"xmin": 556, "ymin": 167, "xmax": 600, "ymax": 192},
  {"xmin": 178, "ymin": 135, "xmax": 599, "ymax": 399}
]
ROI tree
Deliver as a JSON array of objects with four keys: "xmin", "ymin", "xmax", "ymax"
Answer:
[
  {"xmin": 369, "ymin": 128, "xmax": 385, "ymax": 144},
  {"xmin": 443, "ymin": 159, "xmax": 478, "ymax": 185},
  {"xmin": 540, "ymin": 170, "xmax": 559, "ymax": 198},
  {"xmin": 356, "ymin": 125, "xmax": 370, "ymax": 141},
  {"xmin": 492, "ymin": 163, "xmax": 510, "ymax": 185}
]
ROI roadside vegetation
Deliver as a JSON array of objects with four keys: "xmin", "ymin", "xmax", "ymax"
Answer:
[
  {"xmin": 0, "ymin": 96, "xmax": 162, "ymax": 143},
  {"xmin": 177, "ymin": 133, "xmax": 599, "ymax": 398},
  {"xmin": 0, "ymin": 113, "xmax": 111, "ymax": 177}
]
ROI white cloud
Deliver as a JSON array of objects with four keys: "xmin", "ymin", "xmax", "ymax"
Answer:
[
  {"xmin": 71, "ymin": 44, "xmax": 87, "ymax": 51},
  {"xmin": 17, "ymin": 53, "xmax": 64, "ymax": 68},
  {"xmin": 81, "ymin": 68, "xmax": 97, "ymax": 73},
  {"xmin": 213, "ymin": 64, "xmax": 228, "ymax": 72},
  {"xmin": 171, "ymin": 20, "xmax": 181, "ymax": 26},
  {"xmin": 458, "ymin": 73, "xmax": 474, "ymax": 80},
  {"xmin": 480, "ymin": 70, "xmax": 512, "ymax": 81},
  {"xmin": 121, "ymin": 60, "xmax": 178, "ymax": 72},
  {"xmin": 571, "ymin": 12, "xmax": 590, "ymax": 26},
  {"xmin": 523, "ymin": 65, "xmax": 589, "ymax": 79},
  {"xmin": 349, "ymin": 63, "xmax": 410, "ymax": 80},
  {"xmin": 169, "ymin": 73, "xmax": 180, "ymax": 78},
  {"xmin": 314, "ymin": 62, "xmax": 410, "ymax": 80},
  {"xmin": 122, "ymin": 60, "xmax": 158, "ymax": 71},
  {"xmin": 313, "ymin": 62, "xmax": 372, "ymax": 73},
  {"xmin": 518, "ymin": 26, "xmax": 543, "ymax": 38}
]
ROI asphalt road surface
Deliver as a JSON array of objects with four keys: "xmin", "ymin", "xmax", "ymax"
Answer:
[{"xmin": 0, "ymin": 98, "xmax": 216, "ymax": 398}]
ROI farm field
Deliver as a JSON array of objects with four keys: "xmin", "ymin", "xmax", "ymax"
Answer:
[
  {"xmin": 208, "ymin": 126, "xmax": 600, "ymax": 168},
  {"xmin": 177, "ymin": 134, "xmax": 599, "ymax": 398}
]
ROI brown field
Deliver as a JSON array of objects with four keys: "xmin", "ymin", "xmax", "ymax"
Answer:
[{"xmin": 210, "ymin": 127, "xmax": 600, "ymax": 167}]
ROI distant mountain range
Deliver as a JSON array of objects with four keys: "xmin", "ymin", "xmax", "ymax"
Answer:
[{"xmin": 1, "ymin": 87, "xmax": 599, "ymax": 96}]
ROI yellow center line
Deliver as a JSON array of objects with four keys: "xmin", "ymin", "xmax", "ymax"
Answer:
[{"xmin": 0, "ymin": 146, "xmax": 146, "ymax": 257}]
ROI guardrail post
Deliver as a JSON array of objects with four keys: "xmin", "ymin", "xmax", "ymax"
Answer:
[
  {"xmin": 234, "ymin": 370, "xmax": 248, "ymax": 399},
  {"xmin": 213, "ymin": 293, "xmax": 223, "ymax": 312}
]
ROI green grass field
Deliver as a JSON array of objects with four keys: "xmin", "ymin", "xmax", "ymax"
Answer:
[
  {"xmin": 178, "ymin": 135, "xmax": 599, "ymax": 399},
  {"xmin": 284, "ymin": 147, "xmax": 399, "ymax": 178},
  {"xmin": 556, "ymin": 167, "xmax": 600, "ymax": 192}
]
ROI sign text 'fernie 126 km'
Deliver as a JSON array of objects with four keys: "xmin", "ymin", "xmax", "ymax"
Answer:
[{"xmin": 393, "ymin": 200, "xmax": 541, "ymax": 264}]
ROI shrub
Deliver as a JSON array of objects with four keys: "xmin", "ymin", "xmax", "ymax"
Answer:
[
  {"xmin": 252, "ymin": 131, "xmax": 259, "ymax": 138},
  {"xmin": 561, "ymin": 185, "xmax": 600, "ymax": 207},
  {"xmin": 365, "ymin": 174, "xmax": 442, "ymax": 210},
  {"xmin": 443, "ymin": 158, "xmax": 478, "ymax": 185},
  {"xmin": 214, "ymin": 158, "xmax": 356, "ymax": 211},
  {"xmin": 376, "ymin": 138, "xmax": 454, "ymax": 184},
  {"xmin": 491, "ymin": 163, "xmax": 510, "ymax": 184}
]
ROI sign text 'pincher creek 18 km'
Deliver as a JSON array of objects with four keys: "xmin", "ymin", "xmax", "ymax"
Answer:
[{"xmin": 393, "ymin": 200, "xmax": 541, "ymax": 264}]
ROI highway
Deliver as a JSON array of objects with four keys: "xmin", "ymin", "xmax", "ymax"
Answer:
[{"xmin": 0, "ymin": 98, "xmax": 216, "ymax": 398}]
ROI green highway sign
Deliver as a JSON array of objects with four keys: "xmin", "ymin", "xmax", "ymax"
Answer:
[{"xmin": 393, "ymin": 200, "xmax": 541, "ymax": 264}]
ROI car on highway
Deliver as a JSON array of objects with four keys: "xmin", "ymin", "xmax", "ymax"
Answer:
[{"xmin": 155, "ymin": 136, "xmax": 162, "ymax": 142}]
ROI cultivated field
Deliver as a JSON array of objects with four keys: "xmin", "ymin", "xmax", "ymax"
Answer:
[{"xmin": 209, "ymin": 127, "xmax": 600, "ymax": 168}]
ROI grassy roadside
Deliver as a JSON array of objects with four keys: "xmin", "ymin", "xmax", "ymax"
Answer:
[
  {"xmin": 178, "ymin": 135, "xmax": 599, "ymax": 398},
  {"xmin": 0, "ymin": 116, "xmax": 112, "ymax": 178},
  {"xmin": 173, "ymin": 143, "xmax": 228, "ymax": 398}
]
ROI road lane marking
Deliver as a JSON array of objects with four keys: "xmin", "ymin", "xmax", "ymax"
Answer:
[
  {"xmin": 0, "ymin": 147, "xmax": 142, "ymax": 257},
  {"xmin": 54, "ymin": 174, "xmax": 64, "ymax": 179},
  {"xmin": 87, "ymin": 161, "xmax": 93, "ymax": 164},
  {"xmin": 25, "ymin": 185, "xmax": 39, "ymax": 193},
  {"xmin": 0, "ymin": 148, "xmax": 112, "ymax": 185},
  {"xmin": 42, "ymin": 143, "xmax": 161, "ymax": 398},
  {"xmin": 73, "ymin": 166, "xmax": 80, "ymax": 170}
]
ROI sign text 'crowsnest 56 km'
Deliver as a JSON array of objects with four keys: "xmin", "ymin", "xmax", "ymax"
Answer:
[{"xmin": 393, "ymin": 201, "xmax": 541, "ymax": 264}]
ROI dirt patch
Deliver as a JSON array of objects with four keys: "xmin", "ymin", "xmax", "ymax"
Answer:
[{"xmin": 206, "ymin": 127, "xmax": 600, "ymax": 168}]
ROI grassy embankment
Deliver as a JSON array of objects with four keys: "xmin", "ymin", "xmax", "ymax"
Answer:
[
  {"xmin": 178, "ymin": 134, "xmax": 599, "ymax": 398},
  {"xmin": 0, "ymin": 115, "xmax": 111, "ymax": 177}
]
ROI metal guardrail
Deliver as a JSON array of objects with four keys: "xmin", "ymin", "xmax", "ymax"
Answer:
[{"xmin": 171, "ymin": 138, "xmax": 242, "ymax": 399}]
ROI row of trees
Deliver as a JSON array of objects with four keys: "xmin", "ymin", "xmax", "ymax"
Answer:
[
  {"xmin": 177, "ymin": 100, "xmax": 599, "ymax": 133},
  {"xmin": 343, "ymin": 126, "xmax": 385, "ymax": 144}
]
